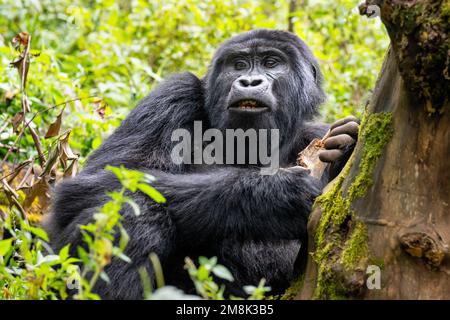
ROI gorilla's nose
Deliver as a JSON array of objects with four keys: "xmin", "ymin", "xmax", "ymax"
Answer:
[{"xmin": 236, "ymin": 76, "xmax": 267, "ymax": 89}]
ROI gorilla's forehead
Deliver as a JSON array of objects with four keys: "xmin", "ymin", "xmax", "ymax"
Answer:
[
  {"xmin": 222, "ymin": 45, "xmax": 289, "ymax": 59},
  {"xmin": 214, "ymin": 38, "xmax": 302, "ymax": 63}
]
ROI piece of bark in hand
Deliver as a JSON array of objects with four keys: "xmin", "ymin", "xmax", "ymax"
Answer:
[{"xmin": 297, "ymin": 131, "xmax": 329, "ymax": 179}]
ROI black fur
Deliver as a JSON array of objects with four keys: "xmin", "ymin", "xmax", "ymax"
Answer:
[{"xmin": 44, "ymin": 29, "xmax": 343, "ymax": 299}]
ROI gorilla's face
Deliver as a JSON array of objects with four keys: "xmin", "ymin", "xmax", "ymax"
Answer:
[
  {"xmin": 204, "ymin": 29, "xmax": 325, "ymax": 145},
  {"xmin": 224, "ymin": 47, "xmax": 289, "ymax": 115}
]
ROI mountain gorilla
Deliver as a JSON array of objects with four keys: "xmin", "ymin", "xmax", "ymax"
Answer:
[{"xmin": 44, "ymin": 29, "xmax": 359, "ymax": 299}]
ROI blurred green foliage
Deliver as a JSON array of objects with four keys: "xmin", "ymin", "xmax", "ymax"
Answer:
[
  {"xmin": 0, "ymin": 165, "xmax": 164, "ymax": 299},
  {"xmin": 0, "ymin": 0, "xmax": 388, "ymax": 164}
]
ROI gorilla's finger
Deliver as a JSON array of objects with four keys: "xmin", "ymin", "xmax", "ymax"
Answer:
[
  {"xmin": 330, "ymin": 115, "xmax": 359, "ymax": 130},
  {"xmin": 329, "ymin": 121, "xmax": 359, "ymax": 138},
  {"xmin": 323, "ymin": 134, "xmax": 355, "ymax": 150},
  {"xmin": 319, "ymin": 149, "xmax": 343, "ymax": 163}
]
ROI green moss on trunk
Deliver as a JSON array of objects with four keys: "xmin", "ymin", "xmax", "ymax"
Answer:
[
  {"xmin": 311, "ymin": 112, "xmax": 393, "ymax": 299},
  {"xmin": 341, "ymin": 222, "xmax": 369, "ymax": 270},
  {"xmin": 281, "ymin": 274, "xmax": 304, "ymax": 300},
  {"xmin": 381, "ymin": 0, "xmax": 449, "ymax": 111}
]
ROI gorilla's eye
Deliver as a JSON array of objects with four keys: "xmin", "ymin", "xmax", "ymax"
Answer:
[
  {"xmin": 234, "ymin": 60, "xmax": 248, "ymax": 70},
  {"xmin": 263, "ymin": 58, "xmax": 279, "ymax": 68}
]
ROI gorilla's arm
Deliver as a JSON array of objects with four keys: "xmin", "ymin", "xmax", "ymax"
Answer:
[
  {"xmin": 47, "ymin": 166, "xmax": 323, "ymax": 248},
  {"xmin": 82, "ymin": 72, "xmax": 206, "ymax": 173},
  {"xmin": 154, "ymin": 166, "xmax": 323, "ymax": 244}
]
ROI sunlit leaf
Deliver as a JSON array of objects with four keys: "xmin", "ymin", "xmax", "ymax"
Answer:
[
  {"xmin": 212, "ymin": 265, "xmax": 234, "ymax": 282},
  {"xmin": 59, "ymin": 245, "xmax": 70, "ymax": 261},
  {"xmin": 124, "ymin": 197, "xmax": 141, "ymax": 216},
  {"xmin": 197, "ymin": 265, "xmax": 209, "ymax": 281},
  {"xmin": 137, "ymin": 183, "xmax": 166, "ymax": 204},
  {"xmin": 0, "ymin": 238, "xmax": 13, "ymax": 256}
]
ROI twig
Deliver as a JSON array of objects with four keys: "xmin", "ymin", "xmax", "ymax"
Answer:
[
  {"xmin": 19, "ymin": 35, "xmax": 46, "ymax": 166},
  {"xmin": 0, "ymin": 178, "xmax": 27, "ymax": 221},
  {"xmin": 29, "ymin": 126, "xmax": 46, "ymax": 165},
  {"xmin": 0, "ymin": 96, "xmax": 97, "ymax": 169},
  {"xmin": 0, "ymin": 157, "xmax": 36, "ymax": 181},
  {"xmin": 0, "ymin": 143, "xmax": 25, "ymax": 153},
  {"xmin": 8, "ymin": 159, "xmax": 33, "ymax": 185},
  {"xmin": 21, "ymin": 35, "xmax": 31, "ymax": 113},
  {"xmin": 0, "ymin": 118, "xmax": 10, "ymax": 133}
]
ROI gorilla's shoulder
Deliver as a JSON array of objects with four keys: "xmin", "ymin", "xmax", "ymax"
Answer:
[
  {"xmin": 164, "ymin": 71, "xmax": 202, "ymax": 84},
  {"xmin": 147, "ymin": 72, "xmax": 203, "ymax": 100},
  {"xmin": 126, "ymin": 71, "xmax": 205, "ymax": 121}
]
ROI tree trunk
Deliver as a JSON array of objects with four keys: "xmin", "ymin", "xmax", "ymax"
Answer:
[{"xmin": 292, "ymin": 0, "xmax": 450, "ymax": 299}]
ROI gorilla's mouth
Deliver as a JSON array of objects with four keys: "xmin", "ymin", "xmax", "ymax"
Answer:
[{"xmin": 229, "ymin": 99, "xmax": 270, "ymax": 113}]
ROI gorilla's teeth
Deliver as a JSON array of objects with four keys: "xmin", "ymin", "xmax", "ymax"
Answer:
[{"xmin": 238, "ymin": 100, "xmax": 258, "ymax": 109}]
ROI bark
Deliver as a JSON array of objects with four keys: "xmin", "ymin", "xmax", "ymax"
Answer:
[{"xmin": 291, "ymin": 0, "xmax": 450, "ymax": 299}]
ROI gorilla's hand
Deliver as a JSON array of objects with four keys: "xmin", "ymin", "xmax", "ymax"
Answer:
[{"xmin": 318, "ymin": 115, "xmax": 359, "ymax": 179}]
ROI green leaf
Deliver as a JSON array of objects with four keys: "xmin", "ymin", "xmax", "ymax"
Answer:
[
  {"xmin": 59, "ymin": 245, "xmax": 70, "ymax": 261},
  {"xmin": 77, "ymin": 246, "xmax": 89, "ymax": 264},
  {"xmin": 22, "ymin": 223, "xmax": 49, "ymax": 242},
  {"xmin": 199, "ymin": 256, "xmax": 217, "ymax": 270},
  {"xmin": 0, "ymin": 238, "xmax": 13, "ymax": 256},
  {"xmin": 100, "ymin": 271, "xmax": 111, "ymax": 283},
  {"xmin": 198, "ymin": 256, "xmax": 209, "ymax": 266},
  {"xmin": 37, "ymin": 254, "xmax": 60, "ymax": 266},
  {"xmin": 62, "ymin": 257, "xmax": 80, "ymax": 266},
  {"xmin": 92, "ymin": 136, "xmax": 102, "ymax": 149},
  {"xmin": 243, "ymin": 285, "xmax": 256, "ymax": 295},
  {"xmin": 119, "ymin": 227, "xmax": 130, "ymax": 251},
  {"xmin": 144, "ymin": 174, "xmax": 157, "ymax": 183},
  {"xmin": 106, "ymin": 165, "xmax": 123, "ymax": 181},
  {"xmin": 32, "ymin": 227, "xmax": 49, "ymax": 241},
  {"xmin": 206, "ymin": 280, "xmax": 219, "ymax": 292},
  {"xmin": 212, "ymin": 265, "xmax": 234, "ymax": 282},
  {"xmin": 137, "ymin": 183, "xmax": 166, "ymax": 203},
  {"xmin": 124, "ymin": 197, "xmax": 141, "ymax": 216},
  {"xmin": 116, "ymin": 252, "xmax": 131, "ymax": 263},
  {"xmin": 197, "ymin": 265, "xmax": 210, "ymax": 281}
]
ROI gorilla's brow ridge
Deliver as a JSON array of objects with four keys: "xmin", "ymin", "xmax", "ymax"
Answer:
[{"xmin": 222, "ymin": 46, "xmax": 290, "ymax": 63}]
